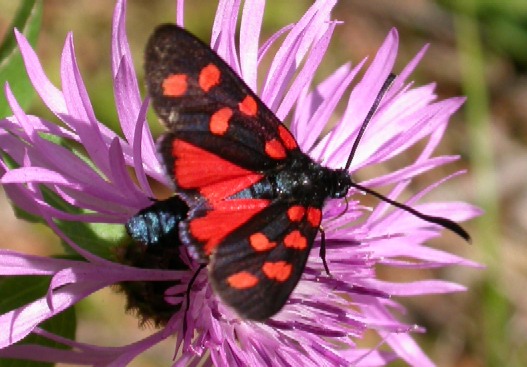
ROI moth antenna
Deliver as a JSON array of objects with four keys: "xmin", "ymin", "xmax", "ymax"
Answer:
[
  {"xmin": 344, "ymin": 73, "xmax": 396, "ymax": 171},
  {"xmin": 343, "ymin": 73, "xmax": 469, "ymax": 242},
  {"xmin": 349, "ymin": 181, "xmax": 471, "ymax": 242}
]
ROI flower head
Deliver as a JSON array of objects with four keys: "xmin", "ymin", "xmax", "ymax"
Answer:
[{"xmin": 0, "ymin": 0, "xmax": 481, "ymax": 366}]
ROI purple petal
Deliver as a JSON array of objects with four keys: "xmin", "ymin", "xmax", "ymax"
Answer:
[
  {"xmin": 313, "ymin": 28, "xmax": 399, "ymax": 166},
  {"xmin": 176, "ymin": 0, "xmax": 185, "ymax": 27},
  {"xmin": 368, "ymin": 279, "xmax": 467, "ymax": 296},
  {"xmin": 0, "ymin": 281, "xmax": 105, "ymax": 348},
  {"xmin": 60, "ymin": 34, "xmax": 112, "ymax": 175},
  {"xmin": 261, "ymin": 0, "xmax": 337, "ymax": 110},
  {"xmin": 297, "ymin": 62, "xmax": 363, "ymax": 152},
  {"xmin": 14, "ymin": 29, "xmax": 67, "ymax": 115},
  {"xmin": 385, "ymin": 332, "xmax": 435, "ymax": 367},
  {"xmin": 239, "ymin": 0, "xmax": 265, "ymax": 90},
  {"xmin": 4, "ymin": 84, "xmax": 116, "ymax": 194},
  {"xmin": 0, "ymin": 251, "xmax": 85, "ymax": 275},
  {"xmin": 392, "ymin": 44, "xmax": 429, "ymax": 95},
  {"xmin": 257, "ymin": 23, "xmax": 294, "ymax": 66},
  {"xmin": 374, "ymin": 245, "xmax": 482, "ymax": 268},
  {"xmin": 212, "ymin": 0, "xmax": 242, "ymax": 73},
  {"xmin": 132, "ymin": 98, "xmax": 161, "ymax": 195},
  {"xmin": 276, "ymin": 21, "xmax": 337, "ymax": 120},
  {"xmin": 107, "ymin": 137, "xmax": 150, "ymax": 207},
  {"xmin": 362, "ymin": 156, "xmax": 460, "ymax": 188},
  {"xmin": 2, "ymin": 167, "xmax": 84, "ymax": 188},
  {"xmin": 111, "ymin": 0, "xmax": 159, "ymax": 177}
]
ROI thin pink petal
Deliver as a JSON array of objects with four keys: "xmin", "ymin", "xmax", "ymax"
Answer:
[
  {"xmin": 0, "ymin": 251, "xmax": 84, "ymax": 275},
  {"xmin": 313, "ymin": 28, "xmax": 399, "ymax": 166},
  {"xmin": 132, "ymin": 98, "xmax": 162, "ymax": 194},
  {"xmin": 60, "ymin": 34, "xmax": 112, "ymax": 175},
  {"xmin": 0, "ymin": 282, "xmax": 104, "ymax": 348},
  {"xmin": 276, "ymin": 21, "xmax": 337, "ymax": 120},
  {"xmin": 212, "ymin": 0, "xmax": 242, "ymax": 73},
  {"xmin": 239, "ymin": 0, "xmax": 265, "ymax": 90},
  {"xmin": 262, "ymin": 0, "xmax": 337, "ymax": 109},
  {"xmin": 14, "ymin": 29, "xmax": 67, "ymax": 114},
  {"xmin": 107, "ymin": 138, "xmax": 150, "ymax": 207},
  {"xmin": 362, "ymin": 156, "xmax": 459, "ymax": 188}
]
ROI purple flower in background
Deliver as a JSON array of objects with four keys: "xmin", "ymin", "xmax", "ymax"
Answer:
[{"xmin": 0, "ymin": 0, "xmax": 481, "ymax": 366}]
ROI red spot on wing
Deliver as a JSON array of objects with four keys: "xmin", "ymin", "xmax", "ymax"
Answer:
[
  {"xmin": 307, "ymin": 207, "xmax": 322, "ymax": 227},
  {"xmin": 278, "ymin": 125, "xmax": 298, "ymax": 150},
  {"xmin": 287, "ymin": 206, "xmax": 305, "ymax": 222},
  {"xmin": 210, "ymin": 107, "xmax": 233, "ymax": 135},
  {"xmin": 172, "ymin": 139, "xmax": 263, "ymax": 201},
  {"xmin": 262, "ymin": 261, "xmax": 292, "ymax": 282},
  {"xmin": 239, "ymin": 95, "xmax": 257, "ymax": 116},
  {"xmin": 265, "ymin": 139, "xmax": 287, "ymax": 160},
  {"xmin": 249, "ymin": 233, "xmax": 277, "ymax": 252},
  {"xmin": 227, "ymin": 271, "xmax": 259, "ymax": 289},
  {"xmin": 189, "ymin": 199, "xmax": 270, "ymax": 255},
  {"xmin": 200, "ymin": 176, "xmax": 263, "ymax": 203},
  {"xmin": 284, "ymin": 230, "xmax": 307, "ymax": 250},
  {"xmin": 162, "ymin": 74, "xmax": 188, "ymax": 97},
  {"xmin": 199, "ymin": 63, "xmax": 220, "ymax": 92}
]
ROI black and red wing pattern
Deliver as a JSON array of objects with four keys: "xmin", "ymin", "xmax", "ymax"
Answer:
[
  {"xmin": 145, "ymin": 24, "xmax": 322, "ymax": 320},
  {"xmin": 146, "ymin": 24, "xmax": 300, "ymax": 175},
  {"xmin": 208, "ymin": 202, "xmax": 322, "ymax": 320}
]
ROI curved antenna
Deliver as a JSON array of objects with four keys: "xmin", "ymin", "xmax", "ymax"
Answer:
[
  {"xmin": 344, "ymin": 73, "xmax": 396, "ymax": 171},
  {"xmin": 341, "ymin": 73, "xmax": 470, "ymax": 242},
  {"xmin": 350, "ymin": 181, "xmax": 471, "ymax": 242}
]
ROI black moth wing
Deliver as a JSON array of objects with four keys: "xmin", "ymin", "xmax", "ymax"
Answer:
[
  {"xmin": 209, "ymin": 200, "xmax": 321, "ymax": 320},
  {"xmin": 145, "ymin": 24, "xmax": 300, "ymax": 174}
]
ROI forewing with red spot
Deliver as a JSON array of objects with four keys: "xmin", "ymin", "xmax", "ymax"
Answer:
[
  {"xmin": 145, "ymin": 24, "xmax": 327, "ymax": 321},
  {"xmin": 145, "ymin": 24, "xmax": 300, "ymax": 177},
  {"xmin": 209, "ymin": 201, "xmax": 323, "ymax": 320}
]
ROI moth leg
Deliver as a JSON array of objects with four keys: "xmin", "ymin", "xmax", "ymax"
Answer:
[{"xmin": 318, "ymin": 226, "xmax": 331, "ymax": 276}]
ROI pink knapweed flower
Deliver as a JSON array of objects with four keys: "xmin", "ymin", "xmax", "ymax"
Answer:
[{"xmin": 0, "ymin": 0, "xmax": 481, "ymax": 366}]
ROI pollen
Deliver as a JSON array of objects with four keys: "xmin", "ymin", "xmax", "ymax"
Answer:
[
  {"xmin": 227, "ymin": 271, "xmax": 259, "ymax": 289},
  {"xmin": 199, "ymin": 63, "xmax": 221, "ymax": 92},
  {"xmin": 249, "ymin": 233, "xmax": 277, "ymax": 252},
  {"xmin": 162, "ymin": 74, "xmax": 188, "ymax": 97},
  {"xmin": 284, "ymin": 230, "xmax": 307, "ymax": 250},
  {"xmin": 210, "ymin": 107, "xmax": 233, "ymax": 135},
  {"xmin": 262, "ymin": 261, "xmax": 292, "ymax": 282}
]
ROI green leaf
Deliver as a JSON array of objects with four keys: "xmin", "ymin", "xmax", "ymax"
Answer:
[
  {"xmin": 0, "ymin": 276, "xmax": 77, "ymax": 367},
  {"xmin": 56, "ymin": 220, "xmax": 125, "ymax": 260},
  {"xmin": 0, "ymin": 275, "xmax": 48, "ymax": 312},
  {"xmin": 0, "ymin": 0, "xmax": 43, "ymax": 118}
]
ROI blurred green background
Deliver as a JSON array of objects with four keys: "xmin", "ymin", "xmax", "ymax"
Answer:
[{"xmin": 0, "ymin": 0, "xmax": 525, "ymax": 366}]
